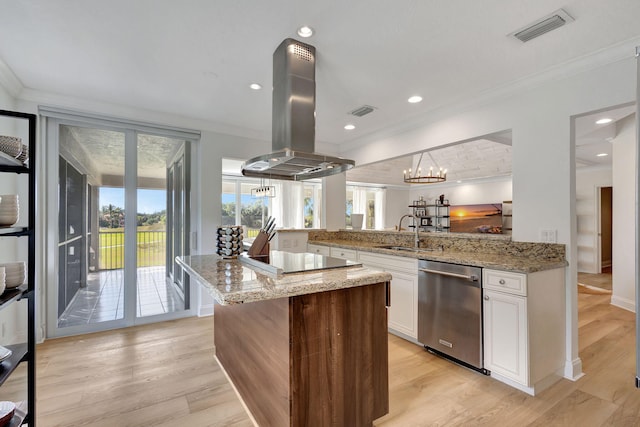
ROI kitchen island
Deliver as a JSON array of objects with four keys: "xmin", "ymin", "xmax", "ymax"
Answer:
[{"xmin": 177, "ymin": 253, "xmax": 392, "ymax": 427}]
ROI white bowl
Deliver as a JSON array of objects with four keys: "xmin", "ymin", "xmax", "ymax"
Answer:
[
  {"xmin": 5, "ymin": 277, "xmax": 24, "ymax": 288},
  {"xmin": 0, "ymin": 195, "xmax": 18, "ymax": 201},
  {"xmin": 0, "ymin": 262, "xmax": 25, "ymax": 273},
  {"xmin": 0, "ymin": 136, "xmax": 22, "ymax": 158}
]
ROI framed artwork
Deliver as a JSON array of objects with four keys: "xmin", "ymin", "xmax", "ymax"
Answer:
[{"xmin": 450, "ymin": 203, "xmax": 503, "ymax": 233}]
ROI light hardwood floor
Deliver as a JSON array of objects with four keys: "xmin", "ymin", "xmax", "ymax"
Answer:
[{"xmin": 36, "ymin": 292, "xmax": 638, "ymax": 427}]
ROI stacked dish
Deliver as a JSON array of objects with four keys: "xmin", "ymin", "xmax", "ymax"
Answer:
[
  {"xmin": 0, "ymin": 195, "xmax": 18, "ymax": 226},
  {"xmin": 0, "ymin": 135, "xmax": 21, "ymax": 159},
  {"xmin": 0, "ymin": 262, "xmax": 25, "ymax": 288},
  {"xmin": 0, "ymin": 267, "xmax": 5, "ymax": 295}
]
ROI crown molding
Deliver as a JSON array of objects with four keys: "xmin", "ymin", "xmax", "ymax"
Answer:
[{"xmin": 0, "ymin": 56, "xmax": 24, "ymax": 98}]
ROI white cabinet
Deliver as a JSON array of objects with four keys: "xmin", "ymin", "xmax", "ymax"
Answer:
[
  {"xmin": 359, "ymin": 252, "xmax": 418, "ymax": 339},
  {"xmin": 307, "ymin": 243, "xmax": 330, "ymax": 256},
  {"xmin": 483, "ymin": 268, "xmax": 565, "ymax": 395},
  {"xmin": 329, "ymin": 247, "xmax": 357, "ymax": 261},
  {"xmin": 483, "ymin": 288, "xmax": 528, "ymax": 385}
]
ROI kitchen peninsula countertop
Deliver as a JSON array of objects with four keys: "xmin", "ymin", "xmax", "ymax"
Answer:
[
  {"xmin": 308, "ymin": 239, "xmax": 567, "ymax": 273},
  {"xmin": 177, "ymin": 254, "xmax": 392, "ymax": 305}
]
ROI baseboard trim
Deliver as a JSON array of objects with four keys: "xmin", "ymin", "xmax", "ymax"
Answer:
[
  {"xmin": 564, "ymin": 357, "xmax": 584, "ymax": 381},
  {"xmin": 198, "ymin": 304, "xmax": 214, "ymax": 317},
  {"xmin": 610, "ymin": 295, "xmax": 636, "ymax": 313}
]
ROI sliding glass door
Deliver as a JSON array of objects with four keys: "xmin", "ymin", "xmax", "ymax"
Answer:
[{"xmin": 46, "ymin": 115, "xmax": 197, "ymax": 337}]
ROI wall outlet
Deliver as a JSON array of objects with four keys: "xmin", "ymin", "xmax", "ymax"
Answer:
[{"xmin": 539, "ymin": 229, "xmax": 557, "ymax": 243}]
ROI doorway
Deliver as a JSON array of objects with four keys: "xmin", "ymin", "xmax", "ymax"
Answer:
[
  {"xmin": 598, "ymin": 186, "xmax": 612, "ymax": 273},
  {"xmin": 45, "ymin": 114, "xmax": 199, "ymax": 337}
]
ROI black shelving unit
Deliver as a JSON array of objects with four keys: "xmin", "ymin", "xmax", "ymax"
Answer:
[
  {"xmin": 0, "ymin": 109, "xmax": 36, "ymax": 426},
  {"xmin": 409, "ymin": 199, "xmax": 450, "ymax": 233}
]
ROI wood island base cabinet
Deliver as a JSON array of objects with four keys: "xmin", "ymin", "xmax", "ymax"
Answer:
[{"xmin": 214, "ymin": 282, "xmax": 390, "ymax": 427}]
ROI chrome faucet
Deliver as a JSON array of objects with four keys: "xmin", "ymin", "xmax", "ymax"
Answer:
[{"xmin": 398, "ymin": 214, "xmax": 420, "ymax": 248}]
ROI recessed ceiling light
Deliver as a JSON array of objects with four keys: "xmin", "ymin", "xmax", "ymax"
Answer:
[
  {"xmin": 596, "ymin": 153, "xmax": 608, "ymax": 157},
  {"xmin": 596, "ymin": 118, "xmax": 612, "ymax": 124},
  {"xmin": 344, "ymin": 124, "xmax": 355, "ymax": 130},
  {"xmin": 457, "ymin": 180, "xmax": 462, "ymax": 183},
  {"xmin": 297, "ymin": 26, "xmax": 314, "ymax": 38},
  {"xmin": 249, "ymin": 83, "xmax": 262, "ymax": 90},
  {"xmin": 408, "ymin": 95, "xmax": 422, "ymax": 104}
]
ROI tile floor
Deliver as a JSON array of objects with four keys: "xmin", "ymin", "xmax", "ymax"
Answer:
[{"xmin": 57, "ymin": 266, "xmax": 184, "ymax": 328}]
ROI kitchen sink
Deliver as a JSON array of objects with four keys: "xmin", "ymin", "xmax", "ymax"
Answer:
[{"xmin": 377, "ymin": 245, "xmax": 440, "ymax": 252}]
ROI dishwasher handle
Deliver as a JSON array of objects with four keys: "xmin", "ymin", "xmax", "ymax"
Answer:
[{"xmin": 419, "ymin": 267, "xmax": 479, "ymax": 282}]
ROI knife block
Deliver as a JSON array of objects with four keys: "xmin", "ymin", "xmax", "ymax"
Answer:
[{"xmin": 248, "ymin": 231, "xmax": 270, "ymax": 257}]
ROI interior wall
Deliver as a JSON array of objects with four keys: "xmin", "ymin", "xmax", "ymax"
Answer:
[
  {"xmin": 407, "ymin": 178, "xmax": 512, "ymax": 208},
  {"xmin": 384, "ymin": 187, "xmax": 410, "ymax": 230},
  {"xmin": 612, "ymin": 113, "xmax": 636, "ymax": 312},
  {"xmin": 575, "ymin": 167, "xmax": 613, "ymax": 274}
]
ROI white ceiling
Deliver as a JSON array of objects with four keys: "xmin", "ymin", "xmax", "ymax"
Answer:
[{"xmin": 1, "ymin": 1, "xmax": 639, "ymax": 184}]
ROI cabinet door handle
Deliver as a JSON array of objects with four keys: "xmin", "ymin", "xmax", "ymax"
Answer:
[
  {"xmin": 499, "ymin": 279, "xmax": 506, "ymax": 284},
  {"xmin": 484, "ymin": 295, "xmax": 490, "ymax": 301}
]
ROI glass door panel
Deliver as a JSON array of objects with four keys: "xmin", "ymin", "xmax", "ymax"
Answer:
[
  {"xmin": 48, "ymin": 117, "xmax": 197, "ymax": 338},
  {"xmin": 136, "ymin": 134, "xmax": 188, "ymax": 318},
  {"xmin": 57, "ymin": 125, "xmax": 126, "ymax": 329}
]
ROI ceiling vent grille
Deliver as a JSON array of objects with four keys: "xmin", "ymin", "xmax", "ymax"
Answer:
[
  {"xmin": 510, "ymin": 9, "xmax": 574, "ymax": 43},
  {"xmin": 349, "ymin": 105, "xmax": 376, "ymax": 117}
]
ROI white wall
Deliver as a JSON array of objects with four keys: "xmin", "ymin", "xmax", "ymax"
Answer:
[
  {"xmin": 576, "ymin": 167, "xmax": 613, "ymax": 274},
  {"xmin": 384, "ymin": 187, "xmax": 410, "ymax": 230},
  {"xmin": 612, "ymin": 114, "xmax": 636, "ymax": 312},
  {"xmin": 408, "ymin": 177, "xmax": 512, "ymax": 208}
]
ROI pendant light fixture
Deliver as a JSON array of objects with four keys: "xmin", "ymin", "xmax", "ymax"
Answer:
[{"xmin": 403, "ymin": 152, "xmax": 447, "ymax": 184}]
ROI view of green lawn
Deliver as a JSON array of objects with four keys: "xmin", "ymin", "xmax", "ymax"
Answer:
[{"xmin": 99, "ymin": 226, "xmax": 166, "ymax": 269}]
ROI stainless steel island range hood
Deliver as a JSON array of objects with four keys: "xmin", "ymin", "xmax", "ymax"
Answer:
[{"xmin": 241, "ymin": 38, "xmax": 355, "ymax": 181}]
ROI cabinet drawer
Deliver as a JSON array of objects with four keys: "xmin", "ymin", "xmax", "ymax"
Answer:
[
  {"xmin": 330, "ymin": 247, "xmax": 357, "ymax": 261},
  {"xmin": 483, "ymin": 269, "xmax": 527, "ymax": 296},
  {"xmin": 307, "ymin": 244, "xmax": 330, "ymax": 256},
  {"xmin": 358, "ymin": 251, "xmax": 417, "ymax": 271}
]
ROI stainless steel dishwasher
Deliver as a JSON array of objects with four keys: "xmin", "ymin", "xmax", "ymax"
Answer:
[{"xmin": 418, "ymin": 260, "xmax": 487, "ymax": 374}]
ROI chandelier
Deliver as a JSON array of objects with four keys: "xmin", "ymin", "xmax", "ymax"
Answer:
[{"xmin": 403, "ymin": 152, "xmax": 447, "ymax": 184}]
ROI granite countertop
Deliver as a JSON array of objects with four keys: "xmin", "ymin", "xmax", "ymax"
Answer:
[
  {"xmin": 308, "ymin": 239, "xmax": 567, "ymax": 273},
  {"xmin": 177, "ymin": 254, "xmax": 392, "ymax": 305}
]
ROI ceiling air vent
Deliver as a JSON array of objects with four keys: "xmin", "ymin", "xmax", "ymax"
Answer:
[
  {"xmin": 349, "ymin": 105, "xmax": 376, "ymax": 117},
  {"xmin": 510, "ymin": 9, "xmax": 574, "ymax": 43}
]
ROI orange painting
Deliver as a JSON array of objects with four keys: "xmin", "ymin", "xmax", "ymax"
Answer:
[{"xmin": 449, "ymin": 203, "xmax": 503, "ymax": 233}]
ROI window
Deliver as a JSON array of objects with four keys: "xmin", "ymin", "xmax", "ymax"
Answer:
[
  {"xmin": 222, "ymin": 176, "xmax": 322, "ymax": 233},
  {"xmin": 346, "ymin": 185, "xmax": 386, "ymax": 230}
]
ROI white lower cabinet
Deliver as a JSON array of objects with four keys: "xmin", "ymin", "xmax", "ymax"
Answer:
[
  {"xmin": 307, "ymin": 243, "xmax": 330, "ymax": 256},
  {"xmin": 358, "ymin": 252, "xmax": 418, "ymax": 339},
  {"xmin": 483, "ymin": 289, "xmax": 528, "ymax": 385},
  {"xmin": 329, "ymin": 247, "xmax": 357, "ymax": 262},
  {"xmin": 483, "ymin": 268, "xmax": 565, "ymax": 395}
]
